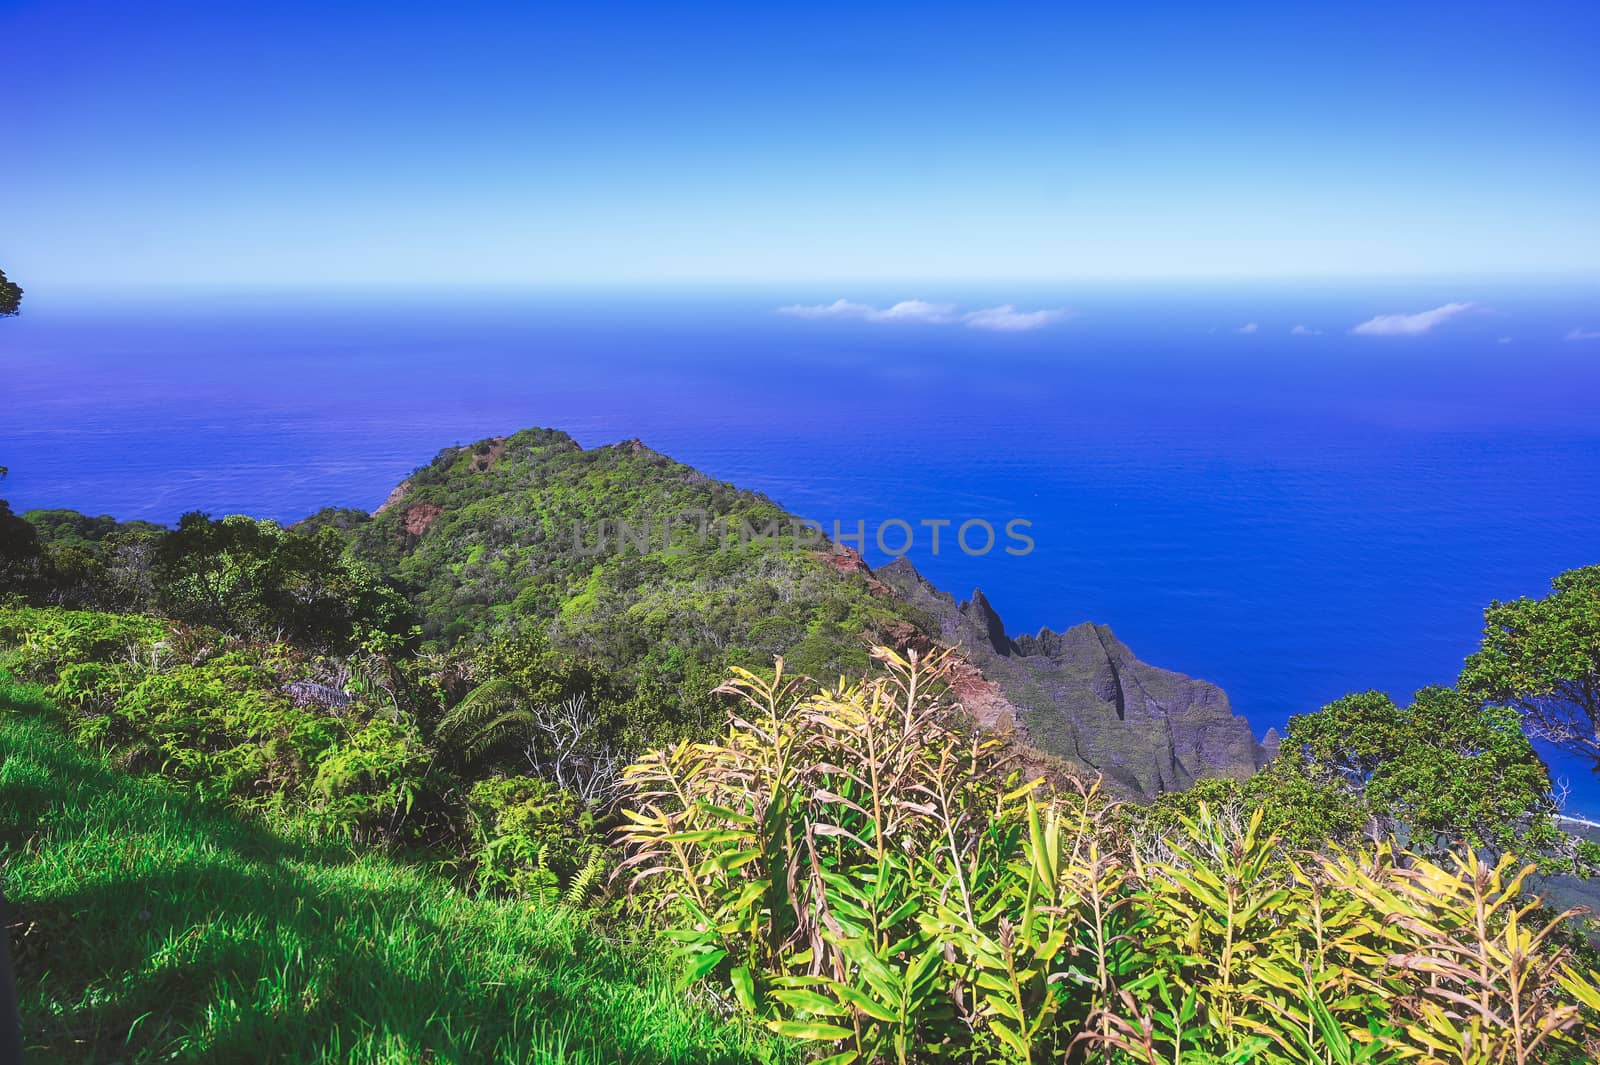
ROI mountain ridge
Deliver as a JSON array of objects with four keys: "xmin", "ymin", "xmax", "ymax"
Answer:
[
  {"xmin": 15, "ymin": 424, "xmax": 1271, "ymax": 801},
  {"xmin": 352, "ymin": 427, "xmax": 1270, "ymax": 799},
  {"xmin": 873, "ymin": 556, "xmax": 1270, "ymax": 797}
]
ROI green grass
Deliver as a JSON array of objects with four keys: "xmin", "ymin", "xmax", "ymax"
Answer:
[{"xmin": 0, "ymin": 677, "xmax": 789, "ymax": 1064}]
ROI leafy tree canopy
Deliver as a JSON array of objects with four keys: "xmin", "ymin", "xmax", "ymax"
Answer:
[
  {"xmin": 1461, "ymin": 563, "xmax": 1600, "ymax": 775},
  {"xmin": 0, "ymin": 500, "xmax": 44, "ymax": 593},
  {"xmin": 0, "ymin": 267, "xmax": 20, "ymax": 317},
  {"xmin": 154, "ymin": 511, "xmax": 409, "ymax": 652},
  {"xmin": 1145, "ymin": 683, "xmax": 1597, "ymax": 875}
]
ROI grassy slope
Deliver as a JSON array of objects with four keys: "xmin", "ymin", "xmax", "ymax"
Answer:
[{"xmin": 0, "ymin": 678, "xmax": 785, "ymax": 1065}]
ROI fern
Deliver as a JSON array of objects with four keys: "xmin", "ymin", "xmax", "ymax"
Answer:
[
  {"xmin": 563, "ymin": 845, "xmax": 609, "ymax": 908},
  {"xmin": 436, "ymin": 675, "xmax": 536, "ymax": 763}
]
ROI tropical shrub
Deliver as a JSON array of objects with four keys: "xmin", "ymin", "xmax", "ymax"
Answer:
[
  {"xmin": 619, "ymin": 647, "xmax": 1126, "ymax": 1062},
  {"xmin": 154, "ymin": 511, "xmax": 410, "ymax": 651},
  {"xmin": 466, "ymin": 774, "xmax": 608, "ymax": 903},
  {"xmin": 619, "ymin": 648, "xmax": 1600, "ymax": 1064},
  {"xmin": 432, "ymin": 632, "xmax": 730, "ymax": 803},
  {"xmin": 0, "ymin": 606, "xmax": 167, "ymax": 676},
  {"xmin": 2, "ymin": 606, "xmax": 428, "ymax": 838}
]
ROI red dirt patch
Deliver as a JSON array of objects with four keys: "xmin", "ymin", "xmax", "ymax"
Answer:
[
  {"xmin": 859, "ymin": 620, "xmax": 1071, "ymax": 786},
  {"xmin": 403, "ymin": 502, "xmax": 443, "ymax": 537},
  {"xmin": 461, "ymin": 437, "xmax": 509, "ymax": 473},
  {"xmin": 946, "ymin": 660, "xmax": 1019, "ymax": 731},
  {"xmin": 863, "ymin": 621, "xmax": 1018, "ymax": 730},
  {"xmin": 815, "ymin": 548, "xmax": 894, "ymax": 598}
]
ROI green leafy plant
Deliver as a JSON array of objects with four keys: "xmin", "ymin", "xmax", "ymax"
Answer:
[
  {"xmin": 621, "ymin": 648, "xmax": 1600, "ymax": 1064},
  {"xmin": 465, "ymin": 773, "xmax": 607, "ymax": 899},
  {"xmin": 4, "ymin": 606, "xmax": 429, "ymax": 839}
]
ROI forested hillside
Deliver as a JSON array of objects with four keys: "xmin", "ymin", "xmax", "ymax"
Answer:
[{"xmin": 343, "ymin": 428, "xmax": 932, "ymax": 693}]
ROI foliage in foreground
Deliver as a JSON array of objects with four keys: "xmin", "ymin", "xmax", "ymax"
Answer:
[
  {"xmin": 0, "ymin": 676, "xmax": 790, "ymax": 1064},
  {"xmin": 0, "ymin": 606, "xmax": 429, "ymax": 840},
  {"xmin": 619, "ymin": 648, "xmax": 1600, "ymax": 1064},
  {"xmin": 0, "ymin": 606, "xmax": 703, "ymax": 891},
  {"xmin": 5, "ymin": 579, "xmax": 1600, "ymax": 1062}
]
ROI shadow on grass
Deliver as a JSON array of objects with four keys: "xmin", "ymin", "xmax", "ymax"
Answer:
[
  {"xmin": 0, "ymin": 679, "xmax": 372, "ymax": 869},
  {"xmin": 1, "ymin": 690, "xmax": 777, "ymax": 1064}
]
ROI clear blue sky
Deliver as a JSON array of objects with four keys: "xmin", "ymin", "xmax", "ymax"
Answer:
[{"xmin": 4, "ymin": 1, "xmax": 1598, "ymax": 285}]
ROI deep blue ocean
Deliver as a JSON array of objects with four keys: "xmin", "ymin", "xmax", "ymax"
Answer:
[{"xmin": 5, "ymin": 282, "xmax": 1599, "ymax": 813}]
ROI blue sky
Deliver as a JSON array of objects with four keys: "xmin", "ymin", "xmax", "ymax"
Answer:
[{"xmin": 4, "ymin": 1, "xmax": 1598, "ymax": 285}]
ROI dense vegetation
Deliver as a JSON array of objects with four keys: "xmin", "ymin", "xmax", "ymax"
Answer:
[
  {"xmin": 4, "ymin": 587, "xmax": 1598, "ymax": 1060},
  {"xmin": 1139, "ymin": 685, "xmax": 1598, "ymax": 877},
  {"xmin": 342, "ymin": 429, "xmax": 930, "ymax": 685},
  {"xmin": 3, "ymin": 439, "xmax": 1600, "ymax": 1060},
  {"xmin": 1463, "ymin": 565, "xmax": 1600, "ymax": 775},
  {"xmin": 619, "ymin": 649, "xmax": 1600, "ymax": 1063},
  {"xmin": 0, "ymin": 267, "xmax": 20, "ymax": 318},
  {"xmin": 0, "ymin": 675, "xmax": 785, "ymax": 1064},
  {"xmin": 9, "ymin": 429, "xmax": 933, "ymax": 730}
]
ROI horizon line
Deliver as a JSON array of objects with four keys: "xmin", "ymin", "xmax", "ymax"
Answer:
[{"xmin": 15, "ymin": 272, "xmax": 1600, "ymax": 291}]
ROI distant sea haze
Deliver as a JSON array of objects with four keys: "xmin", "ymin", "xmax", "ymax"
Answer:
[{"xmin": 6, "ymin": 283, "xmax": 1600, "ymax": 812}]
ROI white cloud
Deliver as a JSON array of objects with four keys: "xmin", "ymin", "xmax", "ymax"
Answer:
[
  {"xmin": 779, "ymin": 299, "xmax": 1069, "ymax": 331},
  {"xmin": 1350, "ymin": 302, "xmax": 1476, "ymax": 337},
  {"xmin": 777, "ymin": 298, "xmax": 874, "ymax": 320},
  {"xmin": 876, "ymin": 299, "xmax": 956, "ymax": 323},
  {"xmin": 777, "ymin": 298, "xmax": 955, "ymax": 324},
  {"xmin": 1235, "ymin": 322, "xmax": 1259, "ymax": 334},
  {"xmin": 963, "ymin": 305, "xmax": 1071, "ymax": 332},
  {"xmin": 1290, "ymin": 324, "xmax": 1322, "ymax": 335},
  {"xmin": 1565, "ymin": 327, "xmax": 1600, "ymax": 341}
]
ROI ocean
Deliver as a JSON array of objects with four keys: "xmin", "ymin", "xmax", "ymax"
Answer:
[{"xmin": 5, "ymin": 281, "xmax": 1599, "ymax": 813}]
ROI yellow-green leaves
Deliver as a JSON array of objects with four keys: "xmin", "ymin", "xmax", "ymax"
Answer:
[{"xmin": 618, "ymin": 648, "xmax": 1599, "ymax": 1064}]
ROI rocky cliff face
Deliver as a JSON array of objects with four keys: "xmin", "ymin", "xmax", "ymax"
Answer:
[{"xmin": 875, "ymin": 558, "xmax": 1271, "ymax": 800}]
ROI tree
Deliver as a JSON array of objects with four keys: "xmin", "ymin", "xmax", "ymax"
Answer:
[
  {"xmin": 0, "ymin": 273, "xmax": 17, "ymax": 1065},
  {"xmin": 1461, "ymin": 564, "xmax": 1600, "ymax": 775},
  {"xmin": 1250, "ymin": 685, "xmax": 1593, "ymax": 873},
  {"xmin": 153, "ymin": 512, "xmax": 408, "ymax": 650},
  {"xmin": 435, "ymin": 635, "xmax": 628, "ymax": 802},
  {"xmin": 440, "ymin": 684, "xmax": 621, "ymax": 804},
  {"xmin": 18, "ymin": 509, "xmax": 164, "ymax": 610},
  {"xmin": 0, "ymin": 500, "xmax": 44, "ymax": 596},
  {"xmin": 1, "ymin": 272, "xmax": 14, "ymax": 481},
  {"xmin": 0, "ymin": 268, "xmax": 20, "ymax": 317}
]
